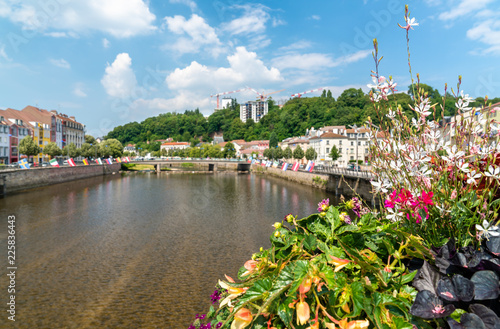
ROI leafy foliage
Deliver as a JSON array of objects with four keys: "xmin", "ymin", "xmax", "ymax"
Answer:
[{"xmin": 19, "ymin": 136, "xmax": 41, "ymax": 157}]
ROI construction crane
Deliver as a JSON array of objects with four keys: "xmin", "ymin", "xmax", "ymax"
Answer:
[
  {"xmin": 249, "ymin": 88, "xmax": 286, "ymax": 101},
  {"xmin": 291, "ymin": 87, "xmax": 325, "ymax": 98},
  {"xmin": 210, "ymin": 88, "xmax": 249, "ymax": 109}
]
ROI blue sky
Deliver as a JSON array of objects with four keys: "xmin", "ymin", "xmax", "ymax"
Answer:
[{"xmin": 0, "ymin": 0, "xmax": 499, "ymax": 137}]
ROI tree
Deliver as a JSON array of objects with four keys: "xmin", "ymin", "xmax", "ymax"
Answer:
[
  {"xmin": 275, "ymin": 147, "xmax": 283, "ymax": 159},
  {"xmin": 85, "ymin": 135, "xmax": 97, "ymax": 145},
  {"xmin": 263, "ymin": 148, "xmax": 271, "ymax": 159},
  {"xmin": 43, "ymin": 142, "xmax": 62, "ymax": 157},
  {"xmin": 64, "ymin": 143, "xmax": 79, "ymax": 158},
  {"xmin": 283, "ymin": 146, "xmax": 292, "ymax": 159},
  {"xmin": 223, "ymin": 142, "xmax": 236, "ymax": 158},
  {"xmin": 329, "ymin": 145, "xmax": 341, "ymax": 162},
  {"xmin": 293, "ymin": 145, "xmax": 304, "ymax": 160},
  {"xmin": 305, "ymin": 147, "xmax": 317, "ymax": 161},
  {"xmin": 79, "ymin": 143, "xmax": 95, "ymax": 158},
  {"xmin": 100, "ymin": 139, "xmax": 123, "ymax": 157},
  {"xmin": 269, "ymin": 132, "xmax": 279, "ymax": 148},
  {"xmin": 19, "ymin": 136, "xmax": 41, "ymax": 159}
]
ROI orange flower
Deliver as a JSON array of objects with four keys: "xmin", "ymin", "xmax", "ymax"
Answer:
[
  {"xmin": 241, "ymin": 260, "xmax": 258, "ymax": 276},
  {"xmin": 219, "ymin": 275, "xmax": 248, "ymax": 308},
  {"xmin": 231, "ymin": 308, "xmax": 253, "ymax": 329},
  {"xmin": 296, "ymin": 300, "xmax": 310, "ymax": 325},
  {"xmin": 329, "ymin": 256, "xmax": 351, "ymax": 272},
  {"xmin": 339, "ymin": 319, "xmax": 370, "ymax": 329},
  {"xmin": 299, "ymin": 276, "xmax": 312, "ymax": 294}
]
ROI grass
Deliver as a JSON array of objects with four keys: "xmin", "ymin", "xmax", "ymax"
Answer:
[
  {"xmin": 121, "ymin": 163, "xmax": 155, "ymax": 171},
  {"xmin": 181, "ymin": 163, "xmax": 195, "ymax": 168}
]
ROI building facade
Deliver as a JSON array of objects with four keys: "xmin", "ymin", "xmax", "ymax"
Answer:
[
  {"xmin": 240, "ymin": 101, "xmax": 269, "ymax": 123},
  {"xmin": 0, "ymin": 116, "xmax": 10, "ymax": 164}
]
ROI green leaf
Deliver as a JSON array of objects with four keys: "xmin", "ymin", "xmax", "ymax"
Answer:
[
  {"xmin": 350, "ymin": 281, "xmax": 365, "ymax": 317},
  {"xmin": 400, "ymin": 271, "xmax": 417, "ymax": 285},
  {"xmin": 450, "ymin": 308, "xmax": 467, "ymax": 322},
  {"xmin": 277, "ymin": 297, "xmax": 294, "ymax": 327},
  {"xmin": 303, "ymin": 234, "xmax": 317, "ymax": 252},
  {"xmin": 237, "ymin": 278, "xmax": 272, "ymax": 305},
  {"xmin": 289, "ymin": 260, "xmax": 309, "ymax": 295}
]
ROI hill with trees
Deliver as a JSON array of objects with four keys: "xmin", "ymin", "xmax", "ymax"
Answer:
[{"xmin": 104, "ymin": 85, "xmax": 499, "ymax": 153}]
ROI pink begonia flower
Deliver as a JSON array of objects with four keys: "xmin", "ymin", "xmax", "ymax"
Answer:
[
  {"xmin": 397, "ymin": 189, "xmax": 415, "ymax": 206},
  {"xmin": 317, "ymin": 198, "xmax": 329, "ymax": 212}
]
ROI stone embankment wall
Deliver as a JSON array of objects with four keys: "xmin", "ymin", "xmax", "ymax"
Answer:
[
  {"xmin": 251, "ymin": 165, "xmax": 379, "ymax": 206},
  {"xmin": 0, "ymin": 163, "xmax": 121, "ymax": 194}
]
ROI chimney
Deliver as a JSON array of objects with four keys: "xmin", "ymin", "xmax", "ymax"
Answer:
[
  {"xmin": 70, "ymin": 116, "xmax": 75, "ymax": 120},
  {"xmin": 51, "ymin": 110, "xmax": 58, "ymax": 114}
]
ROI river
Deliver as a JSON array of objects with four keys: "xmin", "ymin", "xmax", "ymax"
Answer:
[{"xmin": 0, "ymin": 172, "xmax": 336, "ymax": 328}]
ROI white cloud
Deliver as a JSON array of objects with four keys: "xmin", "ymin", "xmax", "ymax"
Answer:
[
  {"xmin": 101, "ymin": 53, "xmax": 138, "ymax": 98},
  {"xmin": 166, "ymin": 47, "xmax": 282, "ymax": 91},
  {"xmin": 278, "ymin": 40, "xmax": 313, "ymax": 52},
  {"xmin": 272, "ymin": 17, "xmax": 286, "ymax": 27},
  {"xmin": 323, "ymin": 84, "xmax": 371, "ymax": 98},
  {"xmin": 164, "ymin": 14, "xmax": 223, "ymax": 56},
  {"xmin": 50, "ymin": 58, "xmax": 70, "ymax": 69},
  {"xmin": 439, "ymin": 0, "xmax": 493, "ymax": 20},
  {"xmin": 0, "ymin": 0, "xmax": 156, "ymax": 38},
  {"xmin": 272, "ymin": 49, "xmax": 371, "ymax": 71},
  {"xmin": 103, "ymin": 38, "xmax": 110, "ymax": 48},
  {"xmin": 73, "ymin": 84, "xmax": 87, "ymax": 98},
  {"xmin": 467, "ymin": 19, "xmax": 500, "ymax": 54},
  {"xmin": 310, "ymin": 15, "xmax": 321, "ymax": 20},
  {"xmin": 222, "ymin": 4, "xmax": 270, "ymax": 35}
]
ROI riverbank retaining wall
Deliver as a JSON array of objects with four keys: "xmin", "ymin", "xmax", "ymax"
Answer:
[
  {"xmin": 251, "ymin": 165, "xmax": 378, "ymax": 206},
  {"xmin": 0, "ymin": 163, "xmax": 121, "ymax": 195}
]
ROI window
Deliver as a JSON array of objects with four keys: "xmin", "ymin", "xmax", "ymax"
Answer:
[
  {"xmin": 351, "ymin": 149, "xmax": 354, "ymax": 154},
  {"xmin": 365, "ymin": 148, "xmax": 368, "ymax": 153},
  {"xmin": 326, "ymin": 140, "xmax": 330, "ymax": 145},
  {"xmin": 339, "ymin": 148, "xmax": 342, "ymax": 153},
  {"xmin": 326, "ymin": 147, "xmax": 330, "ymax": 153},
  {"xmin": 351, "ymin": 141, "xmax": 354, "ymax": 146},
  {"xmin": 358, "ymin": 141, "xmax": 361, "ymax": 146},
  {"xmin": 350, "ymin": 156, "xmax": 354, "ymax": 160},
  {"xmin": 339, "ymin": 140, "xmax": 342, "ymax": 145}
]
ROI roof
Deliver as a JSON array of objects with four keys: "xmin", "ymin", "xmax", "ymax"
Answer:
[
  {"xmin": 320, "ymin": 125, "xmax": 346, "ymax": 131},
  {"xmin": 161, "ymin": 142, "xmax": 189, "ymax": 146},
  {"xmin": 309, "ymin": 132, "xmax": 346, "ymax": 140},
  {"xmin": 345, "ymin": 128, "xmax": 370, "ymax": 134}
]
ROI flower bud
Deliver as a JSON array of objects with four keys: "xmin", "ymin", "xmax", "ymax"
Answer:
[
  {"xmin": 274, "ymin": 231, "xmax": 281, "ymax": 238},
  {"xmin": 320, "ymin": 212, "xmax": 326, "ymax": 217},
  {"xmin": 273, "ymin": 222, "xmax": 282, "ymax": 229}
]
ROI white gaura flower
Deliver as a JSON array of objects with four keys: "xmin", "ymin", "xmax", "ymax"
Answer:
[
  {"xmin": 476, "ymin": 219, "xmax": 500, "ymax": 240},
  {"xmin": 425, "ymin": 129, "xmax": 441, "ymax": 140},
  {"xmin": 466, "ymin": 170, "xmax": 481, "ymax": 185},
  {"xmin": 442, "ymin": 145, "xmax": 465, "ymax": 163},
  {"xmin": 457, "ymin": 161, "xmax": 470, "ymax": 173},
  {"xmin": 371, "ymin": 179, "xmax": 391, "ymax": 193},
  {"xmin": 386, "ymin": 109, "xmax": 396, "ymax": 119},
  {"xmin": 386, "ymin": 207, "xmax": 403, "ymax": 222},
  {"xmin": 485, "ymin": 165, "xmax": 500, "ymax": 180}
]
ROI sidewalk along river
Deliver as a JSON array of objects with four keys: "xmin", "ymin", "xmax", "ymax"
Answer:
[{"xmin": 0, "ymin": 172, "xmax": 338, "ymax": 328}]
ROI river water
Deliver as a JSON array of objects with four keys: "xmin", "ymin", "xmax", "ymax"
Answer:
[{"xmin": 0, "ymin": 172, "xmax": 336, "ymax": 328}]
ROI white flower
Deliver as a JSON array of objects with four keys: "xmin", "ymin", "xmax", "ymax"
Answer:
[
  {"xmin": 386, "ymin": 207, "xmax": 403, "ymax": 222},
  {"xmin": 425, "ymin": 129, "xmax": 441, "ymax": 140},
  {"xmin": 371, "ymin": 179, "xmax": 391, "ymax": 193},
  {"xmin": 457, "ymin": 161, "xmax": 470, "ymax": 173},
  {"xmin": 466, "ymin": 170, "xmax": 481, "ymax": 185},
  {"xmin": 386, "ymin": 109, "xmax": 396, "ymax": 119},
  {"xmin": 485, "ymin": 165, "xmax": 500, "ymax": 180},
  {"xmin": 476, "ymin": 219, "xmax": 500, "ymax": 240}
]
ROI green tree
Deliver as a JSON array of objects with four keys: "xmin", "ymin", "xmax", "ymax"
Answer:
[
  {"xmin": 64, "ymin": 143, "xmax": 79, "ymax": 158},
  {"xmin": 275, "ymin": 147, "xmax": 283, "ymax": 159},
  {"xmin": 305, "ymin": 147, "xmax": 317, "ymax": 161},
  {"xmin": 19, "ymin": 136, "xmax": 41, "ymax": 159},
  {"xmin": 43, "ymin": 142, "xmax": 62, "ymax": 158},
  {"xmin": 223, "ymin": 142, "xmax": 236, "ymax": 158},
  {"xmin": 100, "ymin": 139, "xmax": 123, "ymax": 157},
  {"xmin": 293, "ymin": 145, "xmax": 304, "ymax": 160},
  {"xmin": 263, "ymin": 148, "xmax": 271, "ymax": 159},
  {"xmin": 79, "ymin": 143, "xmax": 95, "ymax": 158},
  {"xmin": 269, "ymin": 132, "xmax": 279, "ymax": 148},
  {"xmin": 283, "ymin": 146, "xmax": 292, "ymax": 159},
  {"xmin": 85, "ymin": 135, "xmax": 97, "ymax": 145},
  {"xmin": 329, "ymin": 145, "xmax": 341, "ymax": 162}
]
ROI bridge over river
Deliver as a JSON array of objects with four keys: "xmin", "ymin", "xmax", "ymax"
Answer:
[{"xmin": 132, "ymin": 159, "xmax": 378, "ymax": 205}]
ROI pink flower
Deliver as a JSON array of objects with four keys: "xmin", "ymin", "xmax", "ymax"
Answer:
[
  {"xmin": 317, "ymin": 199, "xmax": 329, "ymax": 212},
  {"xmin": 397, "ymin": 189, "xmax": 414, "ymax": 206},
  {"xmin": 384, "ymin": 190, "xmax": 398, "ymax": 208},
  {"xmin": 419, "ymin": 191, "xmax": 434, "ymax": 207}
]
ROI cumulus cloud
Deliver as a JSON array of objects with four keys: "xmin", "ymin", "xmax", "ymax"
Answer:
[
  {"xmin": 166, "ymin": 46, "xmax": 282, "ymax": 91},
  {"xmin": 169, "ymin": 0, "xmax": 197, "ymax": 12},
  {"xmin": 101, "ymin": 53, "xmax": 138, "ymax": 98},
  {"xmin": 50, "ymin": 58, "xmax": 70, "ymax": 69},
  {"xmin": 0, "ymin": 0, "xmax": 156, "ymax": 38},
  {"xmin": 164, "ymin": 14, "xmax": 223, "ymax": 56},
  {"xmin": 467, "ymin": 19, "xmax": 500, "ymax": 54}
]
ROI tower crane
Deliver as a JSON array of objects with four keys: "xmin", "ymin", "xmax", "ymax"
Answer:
[
  {"xmin": 210, "ymin": 88, "xmax": 249, "ymax": 109},
  {"xmin": 249, "ymin": 88, "xmax": 286, "ymax": 101},
  {"xmin": 291, "ymin": 87, "xmax": 325, "ymax": 98}
]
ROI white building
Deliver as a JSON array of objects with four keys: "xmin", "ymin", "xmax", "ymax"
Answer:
[
  {"xmin": 160, "ymin": 142, "xmax": 190, "ymax": 152},
  {"xmin": 240, "ymin": 101, "xmax": 269, "ymax": 123}
]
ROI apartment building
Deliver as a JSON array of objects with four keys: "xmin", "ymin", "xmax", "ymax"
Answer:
[
  {"xmin": 240, "ymin": 101, "xmax": 269, "ymax": 123},
  {"xmin": 0, "ymin": 116, "xmax": 10, "ymax": 164}
]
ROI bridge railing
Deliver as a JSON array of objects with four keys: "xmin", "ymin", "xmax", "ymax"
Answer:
[{"xmin": 311, "ymin": 166, "xmax": 375, "ymax": 179}]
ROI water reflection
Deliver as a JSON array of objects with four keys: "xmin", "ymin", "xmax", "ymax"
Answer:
[{"xmin": 0, "ymin": 173, "xmax": 337, "ymax": 328}]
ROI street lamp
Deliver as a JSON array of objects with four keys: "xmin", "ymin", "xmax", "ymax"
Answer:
[{"xmin": 349, "ymin": 124, "xmax": 359, "ymax": 171}]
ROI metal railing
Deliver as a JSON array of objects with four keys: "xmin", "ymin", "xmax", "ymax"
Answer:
[{"xmin": 312, "ymin": 166, "xmax": 375, "ymax": 178}]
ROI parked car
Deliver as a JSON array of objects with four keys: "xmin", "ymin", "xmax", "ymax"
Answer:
[
  {"xmin": 41, "ymin": 162, "xmax": 50, "ymax": 167},
  {"xmin": 7, "ymin": 162, "xmax": 18, "ymax": 168}
]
